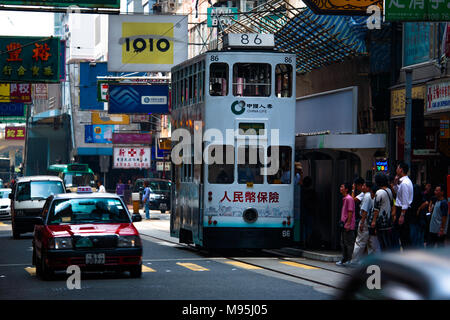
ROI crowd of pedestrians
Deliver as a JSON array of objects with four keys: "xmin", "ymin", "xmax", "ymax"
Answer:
[{"xmin": 336, "ymin": 161, "xmax": 449, "ymax": 267}]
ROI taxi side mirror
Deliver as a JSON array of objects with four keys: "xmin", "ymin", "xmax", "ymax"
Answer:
[
  {"xmin": 35, "ymin": 217, "xmax": 44, "ymax": 225},
  {"xmin": 132, "ymin": 214, "xmax": 142, "ymax": 222},
  {"xmin": 8, "ymin": 193, "xmax": 12, "ymax": 199}
]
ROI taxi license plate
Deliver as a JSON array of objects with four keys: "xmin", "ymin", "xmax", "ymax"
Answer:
[
  {"xmin": 85, "ymin": 253, "xmax": 105, "ymax": 265},
  {"xmin": 159, "ymin": 203, "xmax": 167, "ymax": 210}
]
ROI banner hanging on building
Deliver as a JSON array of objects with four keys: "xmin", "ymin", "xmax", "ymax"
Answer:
[
  {"xmin": 427, "ymin": 81, "xmax": 450, "ymax": 114},
  {"xmin": 113, "ymin": 147, "xmax": 151, "ymax": 169},
  {"xmin": 303, "ymin": 0, "xmax": 382, "ymax": 15},
  {"xmin": 5, "ymin": 126, "xmax": 25, "ymax": 140},
  {"xmin": 112, "ymin": 132, "xmax": 152, "ymax": 144},
  {"xmin": 108, "ymin": 15, "xmax": 188, "ymax": 72},
  {"xmin": 0, "ymin": 0, "xmax": 119, "ymax": 8},
  {"xmin": 108, "ymin": 84, "xmax": 169, "ymax": 114},
  {"xmin": 0, "ymin": 83, "xmax": 31, "ymax": 103},
  {"xmin": 385, "ymin": 0, "xmax": 450, "ymax": 21},
  {"xmin": 84, "ymin": 124, "xmax": 114, "ymax": 144},
  {"xmin": 0, "ymin": 105, "xmax": 27, "ymax": 123},
  {"xmin": 0, "ymin": 36, "xmax": 60, "ymax": 83},
  {"xmin": 91, "ymin": 112, "xmax": 130, "ymax": 125},
  {"xmin": 0, "ymin": 103, "xmax": 25, "ymax": 116}
]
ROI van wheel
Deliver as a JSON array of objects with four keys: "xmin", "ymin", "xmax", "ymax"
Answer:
[{"xmin": 161, "ymin": 210, "xmax": 166, "ymax": 214}]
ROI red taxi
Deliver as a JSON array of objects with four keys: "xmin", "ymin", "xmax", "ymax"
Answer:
[{"xmin": 32, "ymin": 187, "xmax": 143, "ymax": 280}]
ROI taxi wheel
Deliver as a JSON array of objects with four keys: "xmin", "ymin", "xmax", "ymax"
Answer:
[
  {"xmin": 39, "ymin": 254, "xmax": 54, "ymax": 280},
  {"xmin": 129, "ymin": 264, "xmax": 142, "ymax": 278}
]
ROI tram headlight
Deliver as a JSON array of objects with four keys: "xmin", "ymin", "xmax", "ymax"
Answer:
[{"xmin": 243, "ymin": 208, "xmax": 258, "ymax": 223}]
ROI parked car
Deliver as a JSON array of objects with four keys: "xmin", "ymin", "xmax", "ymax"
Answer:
[
  {"xmin": 0, "ymin": 188, "xmax": 11, "ymax": 218},
  {"xmin": 32, "ymin": 187, "xmax": 143, "ymax": 280},
  {"xmin": 133, "ymin": 178, "xmax": 172, "ymax": 213},
  {"xmin": 10, "ymin": 176, "xmax": 66, "ymax": 239},
  {"xmin": 339, "ymin": 247, "xmax": 450, "ymax": 300}
]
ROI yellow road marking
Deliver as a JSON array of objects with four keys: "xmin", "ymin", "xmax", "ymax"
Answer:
[
  {"xmin": 142, "ymin": 265, "xmax": 156, "ymax": 272},
  {"xmin": 176, "ymin": 262, "xmax": 209, "ymax": 271},
  {"xmin": 25, "ymin": 267, "xmax": 36, "ymax": 276},
  {"xmin": 225, "ymin": 261, "xmax": 262, "ymax": 270},
  {"xmin": 280, "ymin": 261, "xmax": 319, "ymax": 270}
]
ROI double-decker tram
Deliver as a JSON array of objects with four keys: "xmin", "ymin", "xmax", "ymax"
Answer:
[{"xmin": 170, "ymin": 34, "xmax": 296, "ymax": 249}]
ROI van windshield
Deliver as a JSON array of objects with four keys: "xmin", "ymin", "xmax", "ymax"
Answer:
[
  {"xmin": 64, "ymin": 173, "xmax": 95, "ymax": 188},
  {"xmin": 16, "ymin": 181, "xmax": 64, "ymax": 201}
]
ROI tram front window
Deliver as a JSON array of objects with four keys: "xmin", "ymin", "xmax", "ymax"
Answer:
[
  {"xmin": 237, "ymin": 146, "xmax": 264, "ymax": 184},
  {"xmin": 233, "ymin": 63, "xmax": 271, "ymax": 97},
  {"xmin": 267, "ymin": 146, "xmax": 292, "ymax": 184},
  {"xmin": 208, "ymin": 145, "xmax": 234, "ymax": 184},
  {"xmin": 275, "ymin": 64, "xmax": 293, "ymax": 98},
  {"xmin": 209, "ymin": 63, "xmax": 228, "ymax": 96}
]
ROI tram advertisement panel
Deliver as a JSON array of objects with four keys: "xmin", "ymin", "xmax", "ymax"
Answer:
[{"xmin": 108, "ymin": 15, "xmax": 188, "ymax": 72}]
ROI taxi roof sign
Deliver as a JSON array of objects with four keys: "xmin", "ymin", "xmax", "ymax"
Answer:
[{"xmin": 77, "ymin": 186, "xmax": 93, "ymax": 193}]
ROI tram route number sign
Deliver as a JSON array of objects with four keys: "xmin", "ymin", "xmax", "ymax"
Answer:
[{"xmin": 223, "ymin": 34, "xmax": 275, "ymax": 49}]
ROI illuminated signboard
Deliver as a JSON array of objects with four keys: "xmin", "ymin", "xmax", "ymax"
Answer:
[{"xmin": 375, "ymin": 160, "xmax": 388, "ymax": 172}]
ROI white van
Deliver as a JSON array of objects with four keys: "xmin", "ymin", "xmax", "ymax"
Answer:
[{"xmin": 10, "ymin": 176, "xmax": 65, "ymax": 239}]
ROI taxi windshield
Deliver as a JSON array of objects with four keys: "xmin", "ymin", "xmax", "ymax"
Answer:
[{"xmin": 47, "ymin": 198, "xmax": 131, "ymax": 225}]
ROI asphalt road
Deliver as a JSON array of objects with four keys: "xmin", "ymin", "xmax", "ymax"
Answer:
[{"xmin": 0, "ymin": 217, "xmax": 339, "ymax": 301}]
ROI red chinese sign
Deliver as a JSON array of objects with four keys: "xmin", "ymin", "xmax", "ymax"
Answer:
[
  {"xmin": 10, "ymin": 83, "xmax": 31, "ymax": 103},
  {"xmin": 113, "ymin": 147, "xmax": 150, "ymax": 169},
  {"xmin": 5, "ymin": 126, "xmax": 25, "ymax": 140},
  {"xmin": 220, "ymin": 191, "xmax": 280, "ymax": 203}
]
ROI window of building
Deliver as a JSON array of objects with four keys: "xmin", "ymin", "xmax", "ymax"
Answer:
[
  {"xmin": 275, "ymin": 64, "xmax": 292, "ymax": 98},
  {"xmin": 267, "ymin": 146, "xmax": 292, "ymax": 184},
  {"xmin": 208, "ymin": 145, "xmax": 234, "ymax": 184},
  {"xmin": 233, "ymin": 63, "xmax": 271, "ymax": 97},
  {"xmin": 209, "ymin": 63, "xmax": 229, "ymax": 96}
]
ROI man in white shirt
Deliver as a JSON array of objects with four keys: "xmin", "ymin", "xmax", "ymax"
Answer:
[
  {"xmin": 97, "ymin": 180, "xmax": 106, "ymax": 193},
  {"xmin": 393, "ymin": 162, "xmax": 413, "ymax": 249}
]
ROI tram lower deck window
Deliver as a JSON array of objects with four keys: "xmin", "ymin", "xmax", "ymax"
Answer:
[
  {"xmin": 267, "ymin": 146, "xmax": 292, "ymax": 184},
  {"xmin": 208, "ymin": 145, "xmax": 234, "ymax": 184},
  {"xmin": 233, "ymin": 63, "xmax": 271, "ymax": 97}
]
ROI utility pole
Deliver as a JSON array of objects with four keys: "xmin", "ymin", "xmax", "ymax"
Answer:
[{"xmin": 404, "ymin": 68, "xmax": 413, "ymax": 170}]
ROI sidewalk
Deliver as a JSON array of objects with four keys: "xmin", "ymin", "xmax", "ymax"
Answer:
[{"xmin": 129, "ymin": 206, "xmax": 342, "ymax": 262}]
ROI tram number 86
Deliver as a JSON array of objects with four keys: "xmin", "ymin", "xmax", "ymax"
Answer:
[
  {"xmin": 125, "ymin": 37, "xmax": 170, "ymax": 53},
  {"xmin": 240, "ymin": 34, "xmax": 262, "ymax": 45},
  {"xmin": 282, "ymin": 230, "xmax": 291, "ymax": 238}
]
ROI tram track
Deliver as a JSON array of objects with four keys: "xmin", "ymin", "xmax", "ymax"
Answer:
[{"xmin": 139, "ymin": 232, "xmax": 350, "ymax": 291}]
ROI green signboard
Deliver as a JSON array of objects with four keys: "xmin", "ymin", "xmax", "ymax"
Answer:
[
  {"xmin": 0, "ymin": 36, "xmax": 60, "ymax": 83},
  {"xmin": 0, "ymin": 0, "xmax": 119, "ymax": 8},
  {"xmin": 207, "ymin": 7, "xmax": 238, "ymax": 27},
  {"xmin": 385, "ymin": 0, "xmax": 450, "ymax": 21}
]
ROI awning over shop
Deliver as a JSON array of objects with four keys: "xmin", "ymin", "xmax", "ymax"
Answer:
[
  {"xmin": 77, "ymin": 147, "xmax": 113, "ymax": 156},
  {"xmin": 296, "ymin": 133, "xmax": 386, "ymax": 150},
  {"xmin": 31, "ymin": 109, "xmax": 61, "ymax": 124},
  {"xmin": 222, "ymin": 0, "xmax": 368, "ymax": 73}
]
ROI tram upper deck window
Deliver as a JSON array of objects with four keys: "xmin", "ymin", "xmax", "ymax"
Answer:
[
  {"xmin": 208, "ymin": 145, "xmax": 234, "ymax": 184},
  {"xmin": 233, "ymin": 63, "xmax": 271, "ymax": 97},
  {"xmin": 237, "ymin": 146, "xmax": 264, "ymax": 184},
  {"xmin": 275, "ymin": 64, "xmax": 293, "ymax": 98},
  {"xmin": 209, "ymin": 63, "xmax": 228, "ymax": 96},
  {"xmin": 267, "ymin": 146, "xmax": 292, "ymax": 184}
]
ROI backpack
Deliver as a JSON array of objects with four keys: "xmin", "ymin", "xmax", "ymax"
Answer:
[{"xmin": 377, "ymin": 189, "xmax": 393, "ymax": 230}]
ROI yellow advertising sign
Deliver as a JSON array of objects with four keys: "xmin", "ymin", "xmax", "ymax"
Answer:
[
  {"xmin": 122, "ymin": 23, "xmax": 174, "ymax": 65},
  {"xmin": 91, "ymin": 112, "xmax": 130, "ymax": 125},
  {"xmin": 108, "ymin": 15, "xmax": 188, "ymax": 72},
  {"xmin": 390, "ymin": 86, "xmax": 426, "ymax": 118},
  {"xmin": 0, "ymin": 84, "xmax": 10, "ymax": 103},
  {"xmin": 303, "ymin": 0, "xmax": 382, "ymax": 15}
]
